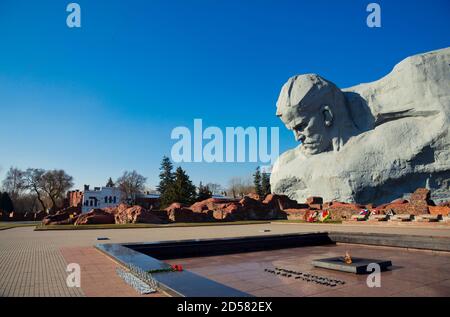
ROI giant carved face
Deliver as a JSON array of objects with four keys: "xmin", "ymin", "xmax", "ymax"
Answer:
[{"xmin": 276, "ymin": 74, "xmax": 340, "ymax": 155}]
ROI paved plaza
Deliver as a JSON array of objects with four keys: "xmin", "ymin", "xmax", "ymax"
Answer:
[
  {"xmin": 167, "ymin": 244, "xmax": 450, "ymax": 297},
  {"xmin": 1, "ymin": 223, "xmax": 450, "ymax": 297}
]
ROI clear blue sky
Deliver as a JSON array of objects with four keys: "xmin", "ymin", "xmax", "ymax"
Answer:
[{"xmin": 0, "ymin": 0, "xmax": 449, "ymax": 190}]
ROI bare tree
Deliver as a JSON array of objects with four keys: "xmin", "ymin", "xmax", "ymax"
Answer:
[
  {"xmin": 227, "ymin": 177, "xmax": 253, "ymax": 198},
  {"xmin": 2, "ymin": 167, "xmax": 25, "ymax": 201},
  {"xmin": 205, "ymin": 183, "xmax": 222, "ymax": 195},
  {"xmin": 41, "ymin": 170, "xmax": 74, "ymax": 211},
  {"xmin": 116, "ymin": 170, "xmax": 147, "ymax": 204},
  {"xmin": 13, "ymin": 193, "xmax": 40, "ymax": 214},
  {"xmin": 23, "ymin": 168, "xmax": 47, "ymax": 211},
  {"xmin": 2, "ymin": 167, "xmax": 74, "ymax": 214}
]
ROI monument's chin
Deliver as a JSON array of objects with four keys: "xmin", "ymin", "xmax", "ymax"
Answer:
[
  {"xmin": 300, "ymin": 144, "xmax": 322, "ymax": 156},
  {"xmin": 273, "ymin": 47, "xmax": 450, "ymax": 205}
]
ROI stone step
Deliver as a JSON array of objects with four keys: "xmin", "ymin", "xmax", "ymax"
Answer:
[
  {"xmin": 368, "ymin": 215, "xmax": 388, "ymax": 221},
  {"xmin": 351, "ymin": 215, "xmax": 368, "ymax": 221},
  {"xmin": 389, "ymin": 214, "xmax": 413, "ymax": 222},
  {"xmin": 414, "ymin": 214, "xmax": 441, "ymax": 222}
]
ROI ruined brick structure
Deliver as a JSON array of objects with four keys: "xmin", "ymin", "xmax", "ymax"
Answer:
[{"xmin": 67, "ymin": 190, "xmax": 83, "ymax": 208}]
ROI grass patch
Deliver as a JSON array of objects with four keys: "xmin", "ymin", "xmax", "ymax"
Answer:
[
  {"xmin": 273, "ymin": 219, "xmax": 342, "ymax": 224},
  {"xmin": 0, "ymin": 222, "xmax": 40, "ymax": 231},
  {"xmin": 34, "ymin": 220, "xmax": 271, "ymax": 231}
]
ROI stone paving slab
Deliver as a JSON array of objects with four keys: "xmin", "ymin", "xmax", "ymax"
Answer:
[
  {"xmin": 0, "ymin": 236, "xmax": 83, "ymax": 297},
  {"xmin": 1, "ymin": 223, "xmax": 450, "ymax": 297},
  {"xmin": 166, "ymin": 244, "xmax": 450, "ymax": 297},
  {"xmin": 60, "ymin": 247, "xmax": 164, "ymax": 297}
]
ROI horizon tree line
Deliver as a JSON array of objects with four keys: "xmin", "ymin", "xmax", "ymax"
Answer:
[
  {"xmin": 1, "ymin": 167, "xmax": 73, "ymax": 214},
  {"xmin": 1, "ymin": 159, "xmax": 272, "ymax": 213}
]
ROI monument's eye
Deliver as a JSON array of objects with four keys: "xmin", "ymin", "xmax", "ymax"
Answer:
[{"xmin": 293, "ymin": 123, "xmax": 306, "ymax": 132}]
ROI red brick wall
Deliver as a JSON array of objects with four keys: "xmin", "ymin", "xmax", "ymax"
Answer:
[{"xmin": 67, "ymin": 191, "xmax": 83, "ymax": 208}]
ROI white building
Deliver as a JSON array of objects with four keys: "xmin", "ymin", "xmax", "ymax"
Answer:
[{"xmin": 82, "ymin": 185, "xmax": 122, "ymax": 213}]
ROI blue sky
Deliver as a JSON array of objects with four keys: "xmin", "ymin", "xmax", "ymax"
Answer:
[{"xmin": 0, "ymin": 0, "xmax": 449, "ymax": 190}]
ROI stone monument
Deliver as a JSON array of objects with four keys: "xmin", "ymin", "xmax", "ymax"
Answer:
[{"xmin": 271, "ymin": 47, "xmax": 450, "ymax": 204}]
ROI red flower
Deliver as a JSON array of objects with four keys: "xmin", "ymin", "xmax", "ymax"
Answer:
[{"xmin": 171, "ymin": 264, "xmax": 183, "ymax": 272}]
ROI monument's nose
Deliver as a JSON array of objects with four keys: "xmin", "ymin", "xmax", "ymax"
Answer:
[{"xmin": 294, "ymin": 130, "xmax": 305, "ymax": 143}]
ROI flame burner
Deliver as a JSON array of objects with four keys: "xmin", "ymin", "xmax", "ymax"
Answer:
[
  {"xmin": 343, "ymin": 251, "xmax": 353, "ymax": 264},
  {"xmin": 312, "ymin": 257, "xmax": 392, "ymax": 274}
]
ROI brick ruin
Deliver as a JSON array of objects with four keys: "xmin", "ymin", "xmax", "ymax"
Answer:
[{"xmin": 39, "ymin": 187, "xmax": 450, "ymax": 225}]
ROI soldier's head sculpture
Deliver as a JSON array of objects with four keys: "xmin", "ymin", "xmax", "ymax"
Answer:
[{"xmin": 276, "ymin": 74, "xmax": 355, "ymax": 155}]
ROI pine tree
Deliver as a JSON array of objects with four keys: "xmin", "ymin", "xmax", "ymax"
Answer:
[
  {"xmin": 0, "ymin": 192, "xmax": 14, "ymax": 213},
  {"xmin": 253, "ymin": 167, "xmax": 263, "ymax": 196},
  {"xmin": 106, "ymin": 177, "xmax": 115, "ymax": 187},
  {"xmin": 197, "ymin": 182, "xmax": 212, "ymax": 202},
  {"xmin": 0, "ymin": 192, "xmax": 4, "ymax": 220},
  {"xmin": 261, "ymin": 172, "xmax": 271, "ymax": 198},
  {"xmin": 166, "ymin": 167, "xmax": 197, "ymax": 206},
  {"xmin": 158, "ymin": 156, "xmax": 176, "ymax": 207}
]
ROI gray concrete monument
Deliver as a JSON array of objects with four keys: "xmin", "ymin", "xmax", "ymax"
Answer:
[{"xmin": 271, "ymin": 47, "xmax": 450, "ymax": 204}]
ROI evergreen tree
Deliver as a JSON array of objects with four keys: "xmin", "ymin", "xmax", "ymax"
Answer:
[
  {"xmin": 261, "ymin": 172, "xmax": 271, "ymax": 198},
  {"xmin": 158, "ymin": 156, "xmax": 176, "ymax": 207},
  {"xmin": 0, "ymin": 192, "xmax": 14, "ymax": 213},
  {"xmin": 197, "ymin": 182, "xmax": 212, "ymax": 202},
  {"xmin": 106, "ymin": 177, "xmax": 115, "ymax": 187},
  {"xmin": 253, "ymin": 167, "xmax": 263, "ymax": 196},
  {"xmin": 0, "ymin": 192, "xmax": 4, "ymax": 219},
  {"xmin": 166, "ymin": 167, "xmax": 197, "ymax": 206}
]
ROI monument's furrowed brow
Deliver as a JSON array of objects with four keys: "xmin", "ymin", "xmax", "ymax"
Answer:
[{"xmin": 293, "ymin": 121, "xmax": 307, "ymax": 132}]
